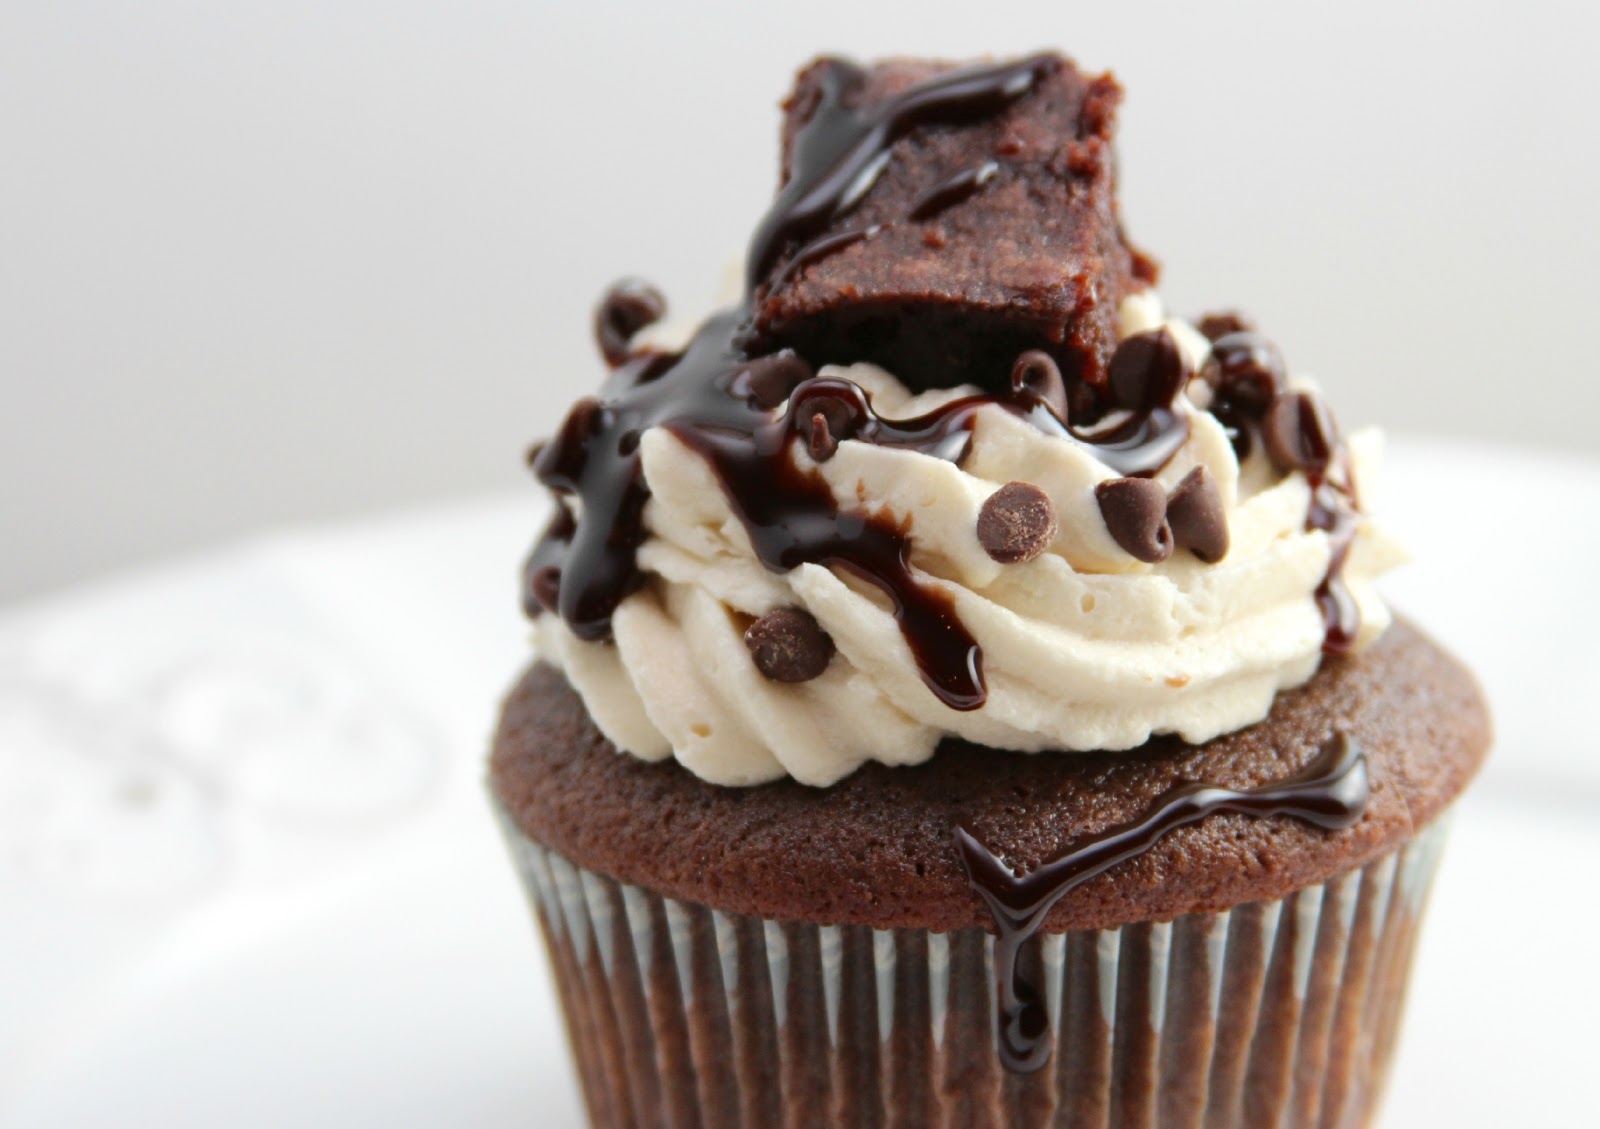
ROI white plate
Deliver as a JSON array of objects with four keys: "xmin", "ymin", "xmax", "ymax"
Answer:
[{"xmin": 1, "ymin": 438, "xmax": 1594, "ymax": 1127}]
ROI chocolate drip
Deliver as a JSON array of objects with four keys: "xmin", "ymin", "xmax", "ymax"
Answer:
[
  {"xmin": 955, "ymin": 733, "xmax": 1369, "ymax": 1073},
  {"xmin": 1200, "ymin": 330, "xmax": 1364, "ymax": 653},
  {"xmin": 765, "ymin": 226, "xmax": 882, "ymax": 296},
  {"xmin": 747, "ymin": 54, "xmax": 1052, "ymax": 292},
  {"xmin": 668, "ymin": 405, "xmax": 984, "ymax": 710},
  {"xmin": 525, "ymin": 54, "xmax": 1192, "ymax": 703}
]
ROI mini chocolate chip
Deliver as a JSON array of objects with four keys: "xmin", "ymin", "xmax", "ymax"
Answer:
[
  {"xmin": 800, "ymin": 392, "xmax": 859, "ymax": 462},
  {"xmin": 1263, "ymin": 391, "xmax": 1339, "ymax": 476},
  {"xmin": 1095, "ymin": 477, "xmax": 1173, "ymax": 563},
  {"xmin": 565, "ymin": 396, "xmax": 605, "ymax": 442},
  {"xmin": 530, "ymin": 565, "xmax": 561, "ymax": 614},
  {"xmin": 1195, "ymin": 311, "xmax": 1254, "ymax": 342},
  {"xmin": 978, "ymin": 482, "xmax": 1058, "ymax": 564},
  {"xmin": 1009, "ymin": 350, "xmax": 1069, "ymax": 421},
  {"xmin": 1201, "ymin": 332, "xmax": 1286, "ymax": 413},
  {"xmin": 1166, "ymin": 466, "xmax": 1229, "ymax": 563},
  {"xmin": 731, "ymin": 351, "xmax": 814, "ymax": 410},
  {"xmin": 524, "ymin": 440, "xmax": 547, "ymax": 470},
  {"xmin": 1108, "ymin": 328, "xmax": 1189, "ymax": 413},
  {"xmin": 744, "ymin": 608, "xmax": 835, "ymax": 682},
  {"xmin": 594, "ymin": 279, "xmax": 666, "ymax": 366}
]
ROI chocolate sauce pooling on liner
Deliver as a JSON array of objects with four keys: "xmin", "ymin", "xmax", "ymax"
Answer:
[
  {"xmin": 526, "ymin": 54, "xmax": 1190, "ymax": 708},
  {"xmin": 955, "ymin": 734, "xmax": 1370, "ymax": 1073}
]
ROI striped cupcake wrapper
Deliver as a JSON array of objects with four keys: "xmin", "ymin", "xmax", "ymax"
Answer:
[{"xmin": 496, "ymin": 806, "xmax": 1449, "ymax": 1129}]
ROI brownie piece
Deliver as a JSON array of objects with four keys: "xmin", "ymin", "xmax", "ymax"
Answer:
[
  {"xmin": 491, "ymin": 618, "xmax": 1489, "ymax": 934},
  {"xmin": 748, "ymin": 54, "xmax": 1158, "ymax": 394}
]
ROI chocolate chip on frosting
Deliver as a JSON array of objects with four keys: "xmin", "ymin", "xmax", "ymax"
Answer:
[
  {"xmin": 1108, "ymin": 328, "xmax": 1188, "ymax": 413},
  {"xmin": 1263, "ymin": 390, "xmax": 1339, "ymax": 476},
  {"xmin": 560, "ymin": 397, "xmax": 606, "ymax": 449},
  {"xmin": 1009, "ymin": 350, "xmax": 1069, "ymax": 421},
  {"xmin": 807, "ymin": 414, "xmax": 839, "ymax": 462},
  {"xmin": 730, "ymin": 351, "xmax": 814, "ymax": 410},
  {"xmin": 805, "ymin": 394, "xmax": 857, "ymax": 462},
  {"xmin": 1095, "ymin": 477, "xmax": 1174, "ymax": 563},
  {"xmin": 594, "ymin": 278, "xmax": 667, "ymax": 367},
  {"xmin": 744, "ymin": 608, "xmax": 836, "ymax": 682},
  {"xmin": 530, "ymin": 565, "xmax": 561, "ymax": 615},
  {"xmin": 978, "ymin": 482, "xmax": 1058, "ymax": 564},
  {"xmin": 1166, "ymin": 466, "xmax": 1229, "ymax": 563},
  {"xmin": 1202, "ymin": 331, "xmax": 1286, "ymax": 413}
]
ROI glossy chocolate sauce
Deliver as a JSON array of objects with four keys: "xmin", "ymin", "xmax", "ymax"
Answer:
[
  {"xmin": 744, "ymin": 55, "xmax": 1052, "ymax": 291},
  {"xmin": 1310, "ymin": 475, "xmax": 1361, "ymax": 655},
  {"xmin": 909, "ymin": 160, "xmax": 1001, "ymax": 220},
  {"xmin": 1201, "ymin": 331, "xmax": 1363, "ymax": 654},
  {"xmin": 525, "ymin": 54, "xmax": 1189, "ymax": 706},
  {"xmin": 955, "ymin": 733, "xmax": 1370, "ymax": 1072}
]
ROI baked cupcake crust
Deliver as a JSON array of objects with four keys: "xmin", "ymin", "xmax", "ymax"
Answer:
[{"xmin": 491, "ymin": 617, "xmax": 1488, "ymax": 933}]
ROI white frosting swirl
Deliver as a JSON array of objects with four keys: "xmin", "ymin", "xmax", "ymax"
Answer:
[{"xmin": 533, "ymin": 294, "xmax": 1407, "ymax": 786}]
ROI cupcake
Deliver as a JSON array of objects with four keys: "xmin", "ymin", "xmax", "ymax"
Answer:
[{"xmin": 493, "ymin": 52, "xmax": 1489, "ymax": 1129}]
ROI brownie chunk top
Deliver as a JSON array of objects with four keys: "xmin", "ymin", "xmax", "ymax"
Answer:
[{"xmin": 748, "ymin": 54, "xmax": 1157, "ymax": 394}]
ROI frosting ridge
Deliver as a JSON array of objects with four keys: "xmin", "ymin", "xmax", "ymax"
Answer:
[{"xmin": 532, "ymin": 295, "xmax": 1405, "ymax": 785}]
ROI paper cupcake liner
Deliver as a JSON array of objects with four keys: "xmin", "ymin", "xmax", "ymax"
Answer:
[{"xmin": 496, "ymin": 807, "xmax": 1449, "ymax": 1129}]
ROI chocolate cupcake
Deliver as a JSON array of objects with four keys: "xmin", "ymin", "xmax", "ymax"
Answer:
[{"xmin": 494, "ymin": 52, "xmax": 1489, "ymax": 1129}]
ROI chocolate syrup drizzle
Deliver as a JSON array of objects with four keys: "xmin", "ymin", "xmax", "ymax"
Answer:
[
  {"xmin": 910, "ymin": 161, "xmax": 1001, "ymax": 221},
  {"xmin": 1310, "ymin": 473, "xmax": 1361, "ymax": 655},
  {"xmin": 955, "ymin": 734, "xmax": 1370, "ymax": 1073},
  {"xmin": 745, "ymin": 55, "xmax": 1051, "ymax": 291},
  {"xmin": 1201, "ymin": 331, "xmax": 1364, "ymax": 654},
  {"xmin": 525, "ymin": 54, "xmax": 1191, "ymax": 709}
]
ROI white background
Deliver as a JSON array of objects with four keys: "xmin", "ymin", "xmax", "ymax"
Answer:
[{"xmin": 3, "ymin": 0, "xmax": 1597, "ymax": 602}]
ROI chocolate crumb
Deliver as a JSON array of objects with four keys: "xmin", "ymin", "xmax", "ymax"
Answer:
[
  {"xmin": 1095, "ymin": 477, "xmax": 1173, "ymax": 562},
  {"xmin": 1108, "ymin": 328, "xmax": 1188, "ymax": 413},
  {"xmin": 978, "ymin": 482, "xmax": 1058, "ymax": 564},
  {"xmin": 1167, "ymin": 466, "xmax": 1229, "ymax": 563},
  {"xmin": 1196, "ymin": 311, "xmax": 1254, "ymax": 342},
  {"xmin": 744, "ymin": 608, "xmax": 836, "ymax": 682},
  {"xmin": 1263, "ymin": 391, "xmax": 1339, "ymax": 476},
  {"xmin": 530, "ymin": 565, "xmax": 561, "ymax": 615},
  {"xmin": 1010, "ymin": 350, "xmax": 1069, "ymax": 421},
  {"xmin": 594, "ymin": 279, "xmax": 666, "ymax": 367},
  {"xmin": 730, "ymin": 351, "xmax": 813, "ymax": 410}
]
